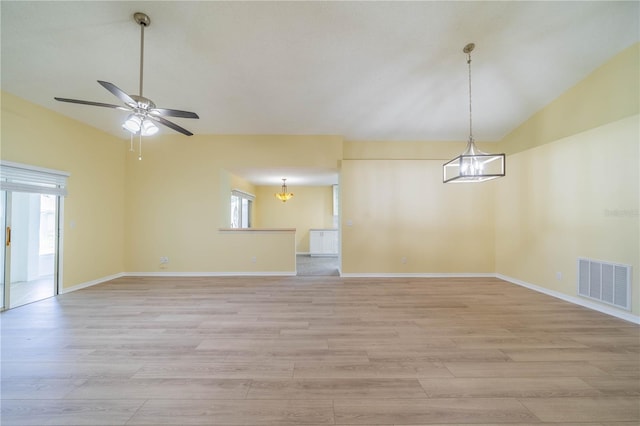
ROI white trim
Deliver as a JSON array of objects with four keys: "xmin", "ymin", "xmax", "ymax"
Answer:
[
  {"xmin": 496, "ymin": 273, "xmax": 640, "ymax": 324},
  {"xmin": 125, "ymin": 271, "xmax": 297, "ymax": 277},
  {"xmin": 56, "ymin": 197, "xmax": 65, "ymax": 296},
  {"xmin": 340, "ymin": 272, "xmax": 495, "ymax": 278},
  {"xmin": 231, "ymin": 189, "xmax": 255, "ymax": 201},
  {"xmin": 58, "ymin": 272, "xmax": 126, "ymax": 294}
]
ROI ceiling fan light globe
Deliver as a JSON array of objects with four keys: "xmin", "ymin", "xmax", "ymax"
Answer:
[
  {"xmin": 141, "ymin": 119, "xmax": 159, "ymax": 136},
  {"xmin": 123, "ymin": 114, "xmax": 142, "ymax": 133}
]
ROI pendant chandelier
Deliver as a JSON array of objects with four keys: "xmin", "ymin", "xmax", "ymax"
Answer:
[
  {"xmin": 443, "ymin": 43, "xmax": 505, "ymax": 183},
  {"xmin": 275, "ymin": 178, "xmax": 294, "ymax": 202}
]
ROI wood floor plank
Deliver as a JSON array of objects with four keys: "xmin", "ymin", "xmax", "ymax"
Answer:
[
  {"xmin": 293, "ymin": 361, "xmax": 453, "ymax": 378},
  {"xmin": 367, "ymin": 349, "xmax": 511, "ymax": 363},
  {"xmin": 418, "ymin": 377, "xmax": 601, "ymax": 398},
  {"xmin": 64, "ymin": 378, "xmax": 251, "ymax": 399},
  {"xmin": 127, "ymin": 399, "xmax": 334, "ymax": 425},
  {"xmin": 333, "ymin": 398, "xmax": 539, "ymax": 424},
  {"xmin": 0, "ymin": 379, "xmax": 87, "ymax": 400},
  {"xmin": 0, "ymin": 361, "xmax": 142, "ymax": 380},
  {"xmin": 589, "ymin": 360, "xmax": 640, "ymax": 378},
  {"xmin": 444, "ymin": 361, "xmax": 610, "ymax": 378},
  {"xmin": 520, "ymin": 397, "xmax": 640, "ymax": 422},
  {"xmin": 196, "ymin": 337, "xmax": 329, "ymax": 351},
  {"xmin": 0, "ymin": 399, "xmax": 143, "ymax": 425},
  {"xmin": 213, "ymin": 349, "xmax": 370, "ymax": 363},
  {"xmin": 503, "ymin": 348, "xmax": 639, "ymax": 362},
  {"xmin": 582, "ymin": 377, "xmax": 640, "ymax": 396},
  {"xmin": 132, "ymin": 361, "xmax": 294, "ymax": 379},
  {"xmin": 247, "ymin": 378, "xmax": 428, "ymax": 399},
  {"xmin": 451, "ymin": 336, "xmax": 588, "ymax": 349}
]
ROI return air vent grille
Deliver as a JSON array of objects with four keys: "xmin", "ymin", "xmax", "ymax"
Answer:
[{"xmin": 578, "ymin": 258, "xmax": 631, "ymax": 311}]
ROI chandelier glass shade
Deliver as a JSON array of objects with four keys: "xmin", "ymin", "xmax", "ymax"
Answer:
[
  {"xmin": 443, "ymin": 43, "xmax": 505, "ymax": 183},
  {"xmin": 275, "ymin": 179, "xmax": 294, "ymax": 202}
]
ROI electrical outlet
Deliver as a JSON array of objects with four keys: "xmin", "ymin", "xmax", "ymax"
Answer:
[
  {"xmin": 556, "ymin": 271, "xmax": 562, "ymax": 281},
  {"xmin": 160, "ymin": 256, "xmax": 169, "ymax": 264},
  {"xmin": 401, "ymin": 257, "xmax": 407, "ymax": 264},
  {"xmin": 251, "ymin": 256, "xmax": 257, "ymax": 263}
]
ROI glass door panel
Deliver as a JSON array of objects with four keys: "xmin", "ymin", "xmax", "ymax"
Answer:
[
  {"xmin": 5, "ymin": 192, "xmax": 57, "ymax": 309},
  {"xmin": 1, "ymin": 191, "xmax": 6, "ymax": 310}
]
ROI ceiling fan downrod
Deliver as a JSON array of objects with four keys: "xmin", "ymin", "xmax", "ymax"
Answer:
[{"xmin": 133, "ymin": 12, "xmax": 150, "ymax": 98}]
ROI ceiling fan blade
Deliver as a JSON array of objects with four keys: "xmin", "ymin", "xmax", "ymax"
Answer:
[
  {"xmin": 149, "ymin": 108, "xmax": 199, "ymax": 119},
  {"xmin": 147, "ymin": 115, "xmax": 194, "ymax": 136},
  {"xmin": 54, "ymin": 97, "xmax": 131, "ymax": 111},
  {"xmin": 97, "ymin": 80, "xmax": 136, "ymax": 105}
]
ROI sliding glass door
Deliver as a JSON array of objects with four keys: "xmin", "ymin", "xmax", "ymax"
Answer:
[
  {"xmin": 1, "ymin": 190, "xmax": 59, "ymax": 309},
  {"xmin": 1, "ymin": 161, "xmax": 68, "ymax": 311}
]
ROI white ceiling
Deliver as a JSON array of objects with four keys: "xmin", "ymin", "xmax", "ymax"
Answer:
[{"xmin": 1, "ymin": 1, "xmax": 638, "ymax": 185}]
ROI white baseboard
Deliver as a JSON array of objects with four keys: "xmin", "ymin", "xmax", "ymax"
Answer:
[
  {"xmin": 58, "ymin": 272, "xmax": 125, "ymax": 294},
  {"xmin": 496, "ymin": 273, "xmax": 639, "ymax": 324},
  {"xmin": 340, "ymin": 272, "xmax": 495, "ymax": 278}
]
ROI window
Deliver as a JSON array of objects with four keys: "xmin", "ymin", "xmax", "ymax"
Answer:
[{"xmin": 230, "ymin": 190, "xmax": 254, "ymax": 228}]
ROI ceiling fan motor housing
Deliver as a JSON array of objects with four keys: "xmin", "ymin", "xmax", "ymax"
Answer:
[{"xmin": 129, "ymin": 95, "xmax": 156, "ymax": 111}]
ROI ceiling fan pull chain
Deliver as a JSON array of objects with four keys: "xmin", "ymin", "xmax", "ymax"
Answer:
[
  {"xmin": 129, "ymin": 133, "xmax": 134, "ymax": 152},
  {"xmin": 138, "ymin": 133, "xmax": 143, "ymax": 161}
]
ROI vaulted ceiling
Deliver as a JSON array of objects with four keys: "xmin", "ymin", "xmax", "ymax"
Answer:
[{"xmin": 2, "ymin": 1, "xmax": 638, "ymax": 144}]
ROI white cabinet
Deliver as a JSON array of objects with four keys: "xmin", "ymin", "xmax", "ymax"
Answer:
[{"xmin": 309, "ymin": 229, "xmax": 338, "ymax": 256}]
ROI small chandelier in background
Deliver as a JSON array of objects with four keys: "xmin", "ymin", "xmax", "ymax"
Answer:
[
  {"xmin": 443, "ymin": 43, "xmax": 505, "ymax": 183},
  {"xmin": 275, "ymin": 178, "xmax": 294, "ymax": 202}
]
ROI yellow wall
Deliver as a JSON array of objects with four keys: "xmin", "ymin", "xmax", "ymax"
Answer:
[
  {"xmin": 254, "ymin": 185, "xmax": 335, "ymax": 253},
  {"xmin": 230, "ymin": 173, "xmax": 257, "ymax": 195},
  {"xmin": 496, "ymin": 43, "xmax": 639, "ymax": 155},
  {"xmin": 123, "ymin": 134, "xmax": 341, "ymax": 273},
  {"xmin": 341, "ymin": 159, "xmax": 495, "ymax": 274},
  {"xmin": 494, "ymin": 43, "xmax": 639, "ymax": 316},
  {"xmin": 344, "ymin": 140, "xmax": 498, "ymax": 160},
  {"xmin": 217, "ymin": 229, "xmax": 296, "ymax": 273},
  {"xmin": 495, "ymin": 115, "xmax": 639, "ymax": 315},
  {"xmin": 1, "ymin": 92, "xmax": 126, "ymax": 289}
]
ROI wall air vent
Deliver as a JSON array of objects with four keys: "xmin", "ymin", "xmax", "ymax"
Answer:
[{"xmin": 578, "ymin": 258, "xmax": 632, "ymax": 311}]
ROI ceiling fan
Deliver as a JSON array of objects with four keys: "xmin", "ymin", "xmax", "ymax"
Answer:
[{"xmin": 55, "ymin": 12, "xmax": 198, "ymax": 136}]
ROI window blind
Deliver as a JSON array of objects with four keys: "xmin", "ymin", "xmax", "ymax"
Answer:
[{"xmin": 0, "ymin": 161, "xmax": 70, "ymax": 196}]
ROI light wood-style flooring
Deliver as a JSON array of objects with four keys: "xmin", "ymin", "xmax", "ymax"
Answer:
[{"xmin": 1, "ymin": 276, "xmax": 639, "ymax": 425}]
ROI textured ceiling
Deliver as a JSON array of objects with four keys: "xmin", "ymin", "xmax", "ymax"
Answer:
[{"xmin": 1, "ymin": 1, "xmax": 638, "ymax": 184}]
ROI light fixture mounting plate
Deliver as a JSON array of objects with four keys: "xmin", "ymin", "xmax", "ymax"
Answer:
[
  {"xmin": 134, "ymin": 12, "xmax": 150, "ymax": 27},
  {"xmin": 463, "ymin": 43, "xmax": 475, "ymax": 54}
]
